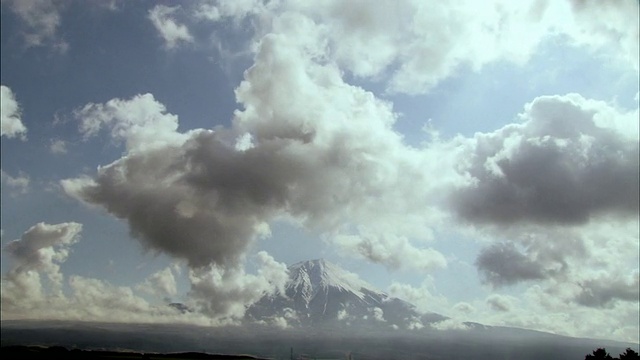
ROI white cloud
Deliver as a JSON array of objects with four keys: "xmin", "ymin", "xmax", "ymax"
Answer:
[
  {"xmin": 431, "ymin": 319, "xmax": 470, "ymax": 331},
  {"xmin": 3, "ymin": 222, "xmax": 81, "ymax": 276},
  {"xmin": 49, "ymin": 139, "xmax": 67, "ymax": 154},
  {"xmin": 193, "ymin": 0, "xmax": 265, "ymax": 21},
  {"xmin": 333, "ymin": 232, "xmax": 446, "ymax": 272},
  {"xmin": 195, "ymin": 0, "xmax": 638, "ymax": 94},
  {"xmin": 137, "ymin": 266, "xmax": 178, "ymax": 299},
  {"xmin": 74, "ymin": 93, "xmax": 187, "ymax": 152},
  {"xmin": 5, "ymin": 248, "xmax": 285, "ymax": 325},
  {"xmin": 187, "ymin": 251, "xmax": 288, "ymax": 321},
  {"xmin": 372, "ymin": 307, "xmax": 385, "ymax": 322},
  {"xmin": 388, "ymin": 279, "xmax": 451, "ymax": 315},
  {"xmin": 1, "ymin": 222, "xmax": 82, "ymax": 310},
  {"xmin": 148, "ymin": 5, "xmax": 194, "ymax": 49},
  {"xmin": 1, "ymin": 169, "xmax": 30, "ymax": 194},
  {"xmin": 1, "ymin": 85, "xmax": 27, "ymax": 139},
  {"xmin": 560, "ymin": 0, "xmax": 639, "ymax": 72},
  {"xmin": 3, "ymin": 0, "xmax": 68, "ymax": 51}
]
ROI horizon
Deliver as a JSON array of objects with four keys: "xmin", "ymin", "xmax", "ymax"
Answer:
[{"xmin": 1, "ymin": 0, "xmax": 639, "ymax": 346}]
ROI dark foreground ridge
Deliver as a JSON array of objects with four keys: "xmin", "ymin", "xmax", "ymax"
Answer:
[{"xmin": 1, "ymin": 346, "xmax": 268, "ymax": 360}]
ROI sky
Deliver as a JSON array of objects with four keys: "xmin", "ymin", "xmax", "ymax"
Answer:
[{"xmin": 1, "ymin": 0, "xmax": 639, "ymax": 343}]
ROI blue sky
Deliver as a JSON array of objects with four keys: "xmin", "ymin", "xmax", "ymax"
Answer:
[{"xmin": 1, "ymin": 0, "xmax": 639, "ymax": 342}]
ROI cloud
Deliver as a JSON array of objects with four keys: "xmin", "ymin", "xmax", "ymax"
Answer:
[
  {"xmin": 476, "ymin": 242, "xmax": 550, "ymax": 287},
  {"xmin": 194, "ymin": 0, "xmax": 638, "ymax": 94},
  {"xmin": 1, "ymin": 85, "xmax": 27, "ymax": 139},
  {"xmin": 453, "ymin": 302, "xmax": 475, "ymax": 314},
  {"xmin": 449, "ymin": 93, "xmax": 639, "ymax": 227},
  {"xmin": 1, "ymin": 222, "xmax": 82, "ymax": 311},
  {"xmin": 187, "ymin": 251, "xmax": 288, "ymax": 321},
  {"xmin": 372, "ymin": 307, "xmax": 385, "ymax": 322},
  {"xmin": 562, "ymin": 0, "xmax": 639, "ymax": 71},
  {"xmin": 388, "ymin": 279, "xmax": 450, "ymax": 315},
  {"xmin": 2, "ymin": 0, "xmax": 68, "ymax": 51},
  {"xmin": 137, "ymin": 266, "xmax": 178, "ymax": 299},
  {"xmin": 193, "ymin": 0, "xmax": 265, "ymax": 21},
  {"xmin": 486, "ymin": 294, "xmax": 514, "ymax": 312},
  {"xmin": 333, "ymin": 232, "xmax": 446, "ymax": 272},
  {"xmin": 1, "ymin": 222, "xmax": 271, "ymax": 325},
  {"xmin": 574, "ymin": 271, "xmax": 640, "ymax": 308},
  {"xmin": 49, "ymin": 139, "xmax": 67, "ymax": 154},
  {"xmin": 148, "ymin": 5, "xmax": 194, "ymax": 49},
  {"xmin": 74, "ymin": 93, "xmax": 187, "ymax": 152},
  {"xmin": 1, "ymin": 169, "xmax": 30, "ymax": 194},
  {"xmin": 431, "ymin": 319, "xmax": 470, "ymax": 331},
  {"xmin": 51, "ymin": 1, "xmax": 637, "ymax": 338},
  {"xmin": 3, "ymin": 222, "xmax": 82, "ymax": 277},
  {"xmin": 62, "ymin": 33, "xmax": 452, "ymax": 273}
]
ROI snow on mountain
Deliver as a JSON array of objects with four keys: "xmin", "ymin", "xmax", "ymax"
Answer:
[{"xmin": 246, "ymin": 259, "xmax": 445, "ymax": 329}]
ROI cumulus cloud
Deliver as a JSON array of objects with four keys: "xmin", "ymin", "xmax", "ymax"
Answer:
[
  {"xmin": 2, "ymin": 222, "xmax": 251, "ymax": 325},
  {"xmin": 137, "ymin": 266, "xmax": 178, "ymax": 299},
  {"xmin": 388, "ymin": 280, "xmax": 450, "ymax": 315},
  {"xmin": 2, "ymin": 0, "xmax": 68, "ymax": 51},
  {"xmin": 1, "ymin": 222, "xmax": 82, "ymax": 311},
  {"xmin": 1, "ymin": 85, "xmax": 27, "ymax": 139},
  {"xmin": 188, "ymin": 251, "xmax": 288, "ymax": 321},
  {"xmin": 450, "ymin": 94, "xmax": 639, "ymax": 226},
  {"xmin": 371, "ymin": 307, "xmax": 385, "ymax": 322},
  {"xmin": 148, "ymin": 5, "xmax": 194, "ymax": 49},
  {"xmin": 3, "ymin": 222, "xmax": 82, "ymax": 278},
  {"xmin": 194, "ymin": 0, "xmax": 638, "ymax": 94},
  {"xmin": 445, "ymin": 93, "xmax": 638, "ymax": 291},
  {"xmin": 333, "ymin": 232, "xmax": 446, "ymax": 272},
  {"xmin": 62, "ymin": 32, "xmax": 451, "ymax": 273},
  {"xmin": 74, "ymin": 93, "xmax": 187, "ymax": 152}
]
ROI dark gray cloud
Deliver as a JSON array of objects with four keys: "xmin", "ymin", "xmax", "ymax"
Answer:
[
  {"xmin": 63, "ymin": 135, "xmax": 288, "ymax": 268},
  {"xmin": 476, "ymin": 242, "xmax": 551, "ymax": 287},
  {"xmin": 574, "ymin": 273, "xmax": 640, "ymax": 308},
  {"xmin": 450, "ymin": 94, "xmax": 639, "ymax": 226}
]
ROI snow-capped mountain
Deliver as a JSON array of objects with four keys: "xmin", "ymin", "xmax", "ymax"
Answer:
[{"xmin": 246, "ymin": 259, "xmax": 445, "ymax": 328}]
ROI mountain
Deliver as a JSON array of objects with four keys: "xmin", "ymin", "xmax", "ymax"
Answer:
[{"xmin": 246, "ymin": 259, "xmax": 445, "ymax": 329}]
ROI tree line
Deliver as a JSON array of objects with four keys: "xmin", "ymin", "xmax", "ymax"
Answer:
[{"xmin": 585, "ymin": 348, "xmax": 639, "ymax": 360}]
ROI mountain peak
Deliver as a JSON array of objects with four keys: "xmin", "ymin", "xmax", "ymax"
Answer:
[
  {"xmin": 247, "ymin": 258, "xmax": 436, "ymax": 328},
  {"xmin": 287, "ymin": 259, "xmax": 375, "ymax": 297}
]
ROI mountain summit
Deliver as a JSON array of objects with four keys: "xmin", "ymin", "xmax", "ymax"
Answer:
[
  {"xmin": 287, "ymin": 258, "xmax": 377, "ymax": 303},
  {"xmin": 246, "ymin": 259, "xmax": 444, "ymax": 328}
]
